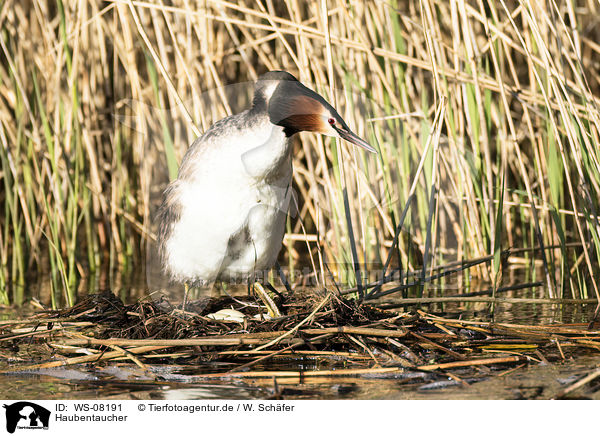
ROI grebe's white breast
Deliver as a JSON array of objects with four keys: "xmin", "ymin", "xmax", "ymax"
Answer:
[{"xmin": 159, "ymin": 111, "xmax": 292, "ymax": 285}]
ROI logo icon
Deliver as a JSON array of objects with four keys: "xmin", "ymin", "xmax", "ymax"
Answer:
[{"xmin": 3, "ymin": 402, "xmax": 50, "ymax": 433}]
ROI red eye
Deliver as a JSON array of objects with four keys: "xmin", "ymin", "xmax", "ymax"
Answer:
[{"xmin": 328, "ymin": 117, "xmax": 335, "ymax": 125}]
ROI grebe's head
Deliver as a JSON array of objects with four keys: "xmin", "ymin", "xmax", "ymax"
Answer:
[{"xmin": 253, "ymin": 71, "xmax": 376, "ymax": 153}]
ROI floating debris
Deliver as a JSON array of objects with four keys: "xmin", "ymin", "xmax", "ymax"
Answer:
[{"xmin": 0, "ymin": 291, "xmax": 599, "ymax": 398}]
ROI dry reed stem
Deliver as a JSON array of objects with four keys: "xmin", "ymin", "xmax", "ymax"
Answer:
[
  {"xmin": 416, "ymin": 355, "xmax": 525, "ymax": 371},
  {"xmin": 3, "ymin": 345, "xmax": 165, "ymax": 372},
  {"xmin": 184, "ymin": 366, "xmax": 405, "ymax": 379},
  {"xmin": 553, "ymin": 367, "xmax": 600, "ymax": 399},
  {"xmin": 251, "ymin": 292, "xmax": 332, "ymax": 352},
  {"xmin": 54, "ymin": 325, "xmax": 409, "ymax": 349},
  {"xmin": 108, "ymin": 343, "xmax": 149, "ymax": 370}
]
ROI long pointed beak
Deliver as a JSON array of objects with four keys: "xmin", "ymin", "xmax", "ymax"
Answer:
[{"xmin": 335, "ymin": 126, "xmax": 377, "ymax": 153}]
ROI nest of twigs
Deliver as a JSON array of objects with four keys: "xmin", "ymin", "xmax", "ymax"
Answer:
[{"xmin": 1, "ymin": 290, "xmax": 600, "ymax": 399}]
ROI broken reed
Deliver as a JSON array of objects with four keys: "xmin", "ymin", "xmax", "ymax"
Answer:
[{"xmin": 0, "ymin": 0, "xmax": 599, "ymax": 307}]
